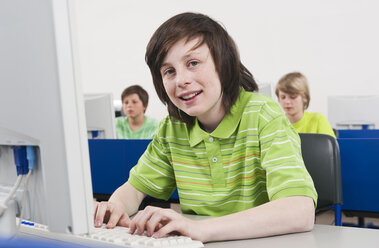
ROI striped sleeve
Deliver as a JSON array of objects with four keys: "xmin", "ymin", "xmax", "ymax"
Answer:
[
  {"xmin": 128, "ymin": 120, "xmax": 176, "ymax": 200},
  {"xmin": 258, "ymin": 101, "xmax": 318, "ymax": 204}
]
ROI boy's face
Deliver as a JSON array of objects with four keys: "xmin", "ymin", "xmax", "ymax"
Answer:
[
  {"xmin": 122, "ymin": 93, "xmax": 146, "ymax": 118},
  {"xmin": 277, "ymin": 90, "xmax": 304, "ymax": 119},
  {"xmin": 160, "ymin": 37, "xmax": 224, "ymax": 129}
]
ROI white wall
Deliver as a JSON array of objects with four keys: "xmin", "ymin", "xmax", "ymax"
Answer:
[{"xmin": 72, "ymin": 0, "xmax": 379, "ymax": 121}]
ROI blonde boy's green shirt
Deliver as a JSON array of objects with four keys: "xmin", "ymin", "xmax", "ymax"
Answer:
[
  {"xmin": 292, "ymin": 112, "xmax": 336, "ymax": 138},
  {"xmin": 129, "ymin": 90, "xmax": 317, "ymax": 216}
]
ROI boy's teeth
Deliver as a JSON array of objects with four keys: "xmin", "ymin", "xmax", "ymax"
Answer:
[{"xmin": 182, "ymin": 92, "xmax": 197, "ymax": 100}]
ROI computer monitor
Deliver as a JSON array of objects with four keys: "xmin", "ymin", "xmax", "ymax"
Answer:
[
  {"xmin": 258, "ymin": 83, "xmax": 272, "ymax": 98},
  {"xmin": 0, "ymin": 0, "xmax": 93, "ymax": 235},
  {"xmin": 114, "ymin": 99, "xmax": 124, "ymax": 117},
  {"xmin": 328, "ymin": 95, "xmax": 379, "ymax": 129},
  {"xmin": 84, "ymin": 93, "xmax": 117, "ymax": 139}
]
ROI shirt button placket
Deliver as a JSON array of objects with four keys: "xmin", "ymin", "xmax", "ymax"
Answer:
[
  {"xmin": 205, "ymin": 135, "xmax": 225, "ymax": 187},
  {"xmin": 209, "ymin": 137, "xmax": 218, "ymax": 163}
]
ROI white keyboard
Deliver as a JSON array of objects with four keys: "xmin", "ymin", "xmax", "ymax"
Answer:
[{"xmin": 19, "ymin": 221, "xmax": 204, "ymax": 248}]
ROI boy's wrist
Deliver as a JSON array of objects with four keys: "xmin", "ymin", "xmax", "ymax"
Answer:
[{"xmin": 195, "ymin": 219, "xmax": 214, "ymax": 243}]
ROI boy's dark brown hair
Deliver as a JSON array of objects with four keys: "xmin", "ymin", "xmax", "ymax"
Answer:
[
  {"xmin": 121, "ymin": 85, "xmax": 149, "ymax": 110},
  {"xmin": 145, "ymin": 12, "xmax": 258, "ymax": 126}
]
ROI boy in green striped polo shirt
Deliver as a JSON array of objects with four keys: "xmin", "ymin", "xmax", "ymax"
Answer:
[{"xmin": 94, "ymin": 12, "xmax": 318, "ymax": 243}]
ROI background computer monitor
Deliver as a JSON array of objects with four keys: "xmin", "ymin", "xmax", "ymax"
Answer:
[
  {"xmin": 113, "ymin": 99, "xmax": 123, "ymax": 117},
  {"xmin": 0, "ymin": 0, "xmax": 93, "ymax": 234},
  {"xmin": 84, "ymin": 93, "xmax": 117, "ymax": 139},
  {"xmin": 258, "ymin": 83, "xmax": 272, "ymax": 98},
  {"xmin": 328, "ymin": 95, "xmax": 379, "ymax": 129}
]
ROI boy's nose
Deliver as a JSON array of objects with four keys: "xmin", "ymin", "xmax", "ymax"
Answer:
[{"xmin": 175, "ymin": 69, "xmax": 191, "ymax": 87}]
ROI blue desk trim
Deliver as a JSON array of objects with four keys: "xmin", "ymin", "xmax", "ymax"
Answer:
[{"xmin": 338, "ymin": 129, "xmax": 379, "ymax": 138}]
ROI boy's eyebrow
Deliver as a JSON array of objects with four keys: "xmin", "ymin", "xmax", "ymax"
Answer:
[
  {"xmin": 160, "ymin": 62, "xmax": 170, "ymax": 69},
  {"xmin": 160, "ymin": 49, "xmax": 203, "ymax": 70}
]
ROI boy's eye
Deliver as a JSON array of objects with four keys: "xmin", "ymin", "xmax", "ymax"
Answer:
[
  {"xmin": 163, "ymin": 68, "xmax": 175, "ymax": 76},
  {"xmin": 188, "ymin": 61, "xmax": 198, "ymax": 67}
]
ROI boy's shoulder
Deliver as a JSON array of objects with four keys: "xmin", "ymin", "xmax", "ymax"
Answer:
[
  {"xmin": 304, "ymin": 111, "xmax": 327, "ymax": 120},
  {"xmin": 240, "ymin": 90, "xmax": 275, "ymax": 102},
  {"xmin": 145, "ymin": 116, "xmax": 159, "ymax": 125},
  {"xmin": 239, "ymin": 90, "xmax": 283, "ymax": 113},
  {"xmin": 115, "ymin": 116, "xmax": 128, "ymax": 124},
  {"xmin": 156, "ymin": 116, "xmax": 188, "ymax": 136}
]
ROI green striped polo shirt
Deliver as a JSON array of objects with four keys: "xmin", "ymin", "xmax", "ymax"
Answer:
[{"xmin": 128, "ymin": 89, "xmax": 317, "ymax": 216}]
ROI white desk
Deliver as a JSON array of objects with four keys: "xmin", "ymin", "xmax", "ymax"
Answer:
[
  {"xmin": 205, "ymin": 224, "xmax": 379, "ymax": 248},
  {"xmin": 6, "ymin": 223, "xmax": 379, "ymax": 248}
]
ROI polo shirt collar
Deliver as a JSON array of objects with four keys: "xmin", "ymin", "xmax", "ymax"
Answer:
[{"xmin": 188, "ymin": 89, "xmax": 249, "ymax": 147}]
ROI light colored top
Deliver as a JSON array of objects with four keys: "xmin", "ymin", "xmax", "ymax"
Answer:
[
  {"xmin": 129, "ymin": 90, "xmax": 317, "ymax": 216},
  {"xmin": 115, "ymin": 116, "xmax": 158, "ymax": 139},
  {"xmin": 292, "ymin": 112, "xmax": 336, "ymax": 138}
]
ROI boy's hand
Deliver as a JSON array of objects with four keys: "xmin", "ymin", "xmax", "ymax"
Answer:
[
  {"xmin": 128, "ymin": 206, "xmax": 205, "ymax": 241},
  {"xmin": 93, "ymin": 200, "xmax": 131, "ymax": 228}
]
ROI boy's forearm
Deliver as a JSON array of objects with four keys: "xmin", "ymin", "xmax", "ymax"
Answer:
[
  {"xmin": 197, "ymin": 196, "xmax": 315, "ymax": 242},
  {"xmin": 109, "ymin": 181, "xmax": 146, "ymax": 216}
]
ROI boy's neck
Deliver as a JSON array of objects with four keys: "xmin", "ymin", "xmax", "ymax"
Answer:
[
  {"xmin": 198, "ymin": 112, "xmax": 225, "ymax": 133},
  {"xmin": 128, "ymin": 114, "xmax": 145, "ymax": 131},
  {"xmin": 287, "ymin": 111, "xmax": 304, "ymax": 124}
]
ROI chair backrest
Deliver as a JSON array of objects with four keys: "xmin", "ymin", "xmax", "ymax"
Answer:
[{"xmin": 299, "ymin": 133, "xmax": 343, "ymax": 210}]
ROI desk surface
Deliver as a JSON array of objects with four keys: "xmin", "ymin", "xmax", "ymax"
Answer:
[
  {"xmin": 3, "ymin": 224, "xmax": 378, "ymax": 248},
  {"xmin": 205, "ymin": 224, "xmax": 379, "ymax": 248}
]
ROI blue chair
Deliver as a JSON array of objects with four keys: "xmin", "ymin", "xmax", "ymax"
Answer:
[{"xmin": 299, "ymin": 133, "xmax": 343, "ymax": 226}]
